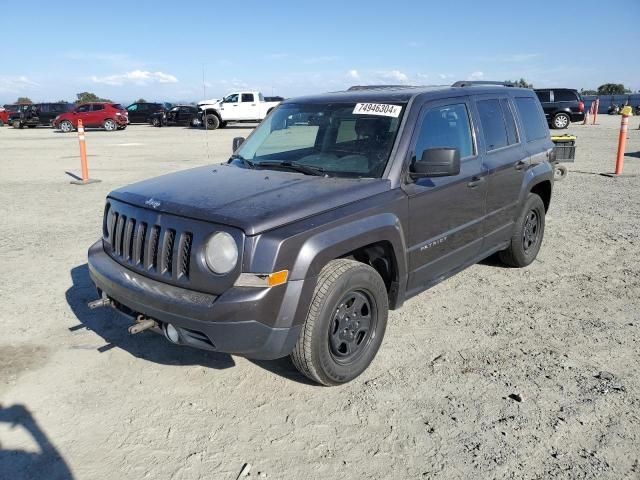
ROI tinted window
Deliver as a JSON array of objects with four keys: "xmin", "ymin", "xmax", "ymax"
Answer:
[
  {"xmin": 241, "ymin": 93, "xmax": 254, "ymax": 102},
  {"xmin": 477, "ymin": 99, "xmax": 508, "ymax": 151},
  {"xmin": 76, "ymin": 104, "xmax": 90, "ymax": 113},
  {"xmin": 92, "ymin": 104, "xmax": 104, "ymax": 111},
  {"xmin": 535, "ymin": 90, "xmax": 551, "ymax": 102},
  {"xmin": 500, "ymin": 99, "xmax": 519, "ymax": 145},
  {"xmin": 127, "ymin": 104, "xmax": 138, "ymax": 111},
  {"xmin": 415, "ymin": 103, "xmax": 474, "ymax": 160},
  {"xmin": 514, "ymin": 97, "xmax": 548, "ymax": 141},
  {"xmin": 39, "ymin": 104, "xmax": 51, "ymax": 113},
  {"xmin": 553, "ymin": 90, "xmax": 578, "ymax": 102}
]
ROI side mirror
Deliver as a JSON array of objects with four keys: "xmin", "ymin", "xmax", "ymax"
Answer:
[
  {"xmin": 232, "ymin": 137, "xmax": 245, "ymax": 151},
  {"xmin": 410, "ymin": 148, "xmax": 461, "ymax": 178}
]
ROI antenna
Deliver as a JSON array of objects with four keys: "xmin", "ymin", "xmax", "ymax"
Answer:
[{"xmin": 202, "ymin": 64, "xmax": 210, "ymax": 162}]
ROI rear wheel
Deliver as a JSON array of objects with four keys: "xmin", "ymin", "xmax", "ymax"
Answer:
[
  {"xmin": 13, "ymin": 120, "xmax": 22, "ymax": 129},
  {"xmin": 552, "ymin": 113, "xmax": 570, "ymax": 129},
  {"xmin": 59, "ymin": 120, "xmax": 73, "ymax": 133},
  {"xmin": 499, "ymin": 193, "xmax": 546, "ymax": 267},
  {"xmin": 290, "ymin": 259, "xmax": 389, "ymax": 386},
  {"xmin": 204, "ymin": 114, "xmax": 220, "ymax": 130}
]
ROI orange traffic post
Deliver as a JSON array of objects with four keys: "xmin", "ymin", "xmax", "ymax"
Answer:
[
  {"xmin": 614, "ymin": 111, "xmax": 631, "ymax": 176},
  {"xmin": 592, "ymin": 98, "xmax": 599, "ymax": 125},
  {"xmin": 70, "ymin": 119, "xmax": 100, "ymax": 185}
]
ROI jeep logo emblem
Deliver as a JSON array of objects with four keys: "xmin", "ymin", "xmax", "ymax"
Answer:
[{"xmin": 145, "ymin": 198, "xmax": 161, "ymax": 209}]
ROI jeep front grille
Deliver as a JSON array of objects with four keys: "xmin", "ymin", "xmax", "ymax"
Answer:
[{"xmin": 106, "ymin": 208, "xmax": 192, "ymax": 281}]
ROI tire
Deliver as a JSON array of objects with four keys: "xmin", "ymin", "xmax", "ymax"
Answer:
[
  {"xmin": 59, "ymin": 120, "xmax": 74, "ymax": 133},
  {"xmin": 103, "ymin": 119, "xmax": 117, "ymax": 131},
  {"xmin": 13, "ymin": 120, "xmax": 22, "ymax": 129},
  {"xmin": 204, "ymin": 114, "xmax": 220, "ymax": 130},
  {"xmin": 290, "ymin": 259, "xmax": 389, "ymax": 386},
  {"xmin": 152, "ymin": 117, "xmax": 161, "ymax": 127},
  {"xmin": 552, "ymin": 113, "xmax": 570, "ymax": 129},
  {"xmin": 498, "ymin": 193, "xmax": 546, "ymax": 268},
  {"xmin": 554, "ymin": 164, "xmax": 567, "ymax": 181}
]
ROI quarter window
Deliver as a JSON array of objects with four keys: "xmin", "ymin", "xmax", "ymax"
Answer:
[
  {"xmin": 535, "ymin": 90, "xmax": 551, "ymax": 102},
  {"xmin": 92, "ymin": 104, "xmax": 104, "ymax": 111},
  {"xmin": 414, "ymin": 103, "xmax": 474, "ymax": 160},
  {"xmin": 514, "ymin": 97, "xmax": 549, "ymax": 141},
  {"xmin": 477, "ymin": 99, "xmax": 508, "ymax": 151},
  {"xmin": 553, "ymin": 90, "xmax": 577, "ymax": 102},
  {"xmin": 500, "ymin": 99, "xmax": 519, "ymax": 145}
]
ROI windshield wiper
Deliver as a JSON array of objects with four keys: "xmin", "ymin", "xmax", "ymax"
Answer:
[
  {"xmin": 256, "ymin": 161, "xmax": 326, "ymax": 176},
  {"xmin": 229, "ymin": 154, "xmax": 256, "ymax": 169}
]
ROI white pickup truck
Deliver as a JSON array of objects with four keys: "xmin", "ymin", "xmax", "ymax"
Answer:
[{"xmin": 198, "ymin": 91, "xmax": 282, "ymax": 129}]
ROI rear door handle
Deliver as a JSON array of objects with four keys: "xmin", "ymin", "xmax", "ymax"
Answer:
[
  {"xmin": 467, "ymin": 176, "xmax": 485, "ymax": 188},
  {"xmin": 515, "ymin": 160, "xmax": 527, "ymax": 170}
]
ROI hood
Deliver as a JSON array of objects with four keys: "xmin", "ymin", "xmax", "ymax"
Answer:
[{"xmin": 109, "ymin": 165, "xmax": 390, "ymax": 235}]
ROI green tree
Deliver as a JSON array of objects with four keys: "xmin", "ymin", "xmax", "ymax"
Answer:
[
  {"xmin": 75, "ymin": 92, "xmax": 111, "ymax": 104},
  {"xmin": 16, "ymin": 97, "xmax": 33, "ymax": 104},
  {"xmin": 135, "ymin": 98, "xmax": 147, "ymax": 103},
  {"xmin": 596, "ymin": 83, "xmax": 629, "ymax": 95},
  {"xmin": 580, "ymin": 88, "xmax": 597, "ymax": 95},
  {"xmin": 505, "ymin": 78, "xmax": 533, "ymax": 89}
]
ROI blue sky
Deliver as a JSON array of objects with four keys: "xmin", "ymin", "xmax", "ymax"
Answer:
[{"xmin": 1, "ymin": 0, "xmax": 639, "ymax": 104}]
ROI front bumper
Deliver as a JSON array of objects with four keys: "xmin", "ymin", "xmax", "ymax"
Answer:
[{"xmin": 87, "ymin": 241, "xmax": 302, "ymax": 359}]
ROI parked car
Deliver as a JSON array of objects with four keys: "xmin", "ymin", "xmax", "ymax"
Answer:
[
  {"xmin": 52, "ymin": 103, "xmax": 128, "ymax": 132},
  {"xmin": 125, "ymin": 102, "xmax": 169, "ymax": 124},
  {"xmin": 0, "ymin": 107, "xmax": 9, "ymax": 126},
  {"xmin": 150, "ymin": 105, "xmax": 199, "ymax": 127},
  {"xmin": 86, "ymin": 81, "xmax": 554, "ymax": 385},
  {"xmin": 534, "ymin": 88, "xmax": 585, "ymax": 129},
  {"xmin": 198, "ymin": 91, "xmax": 281, "ymax": 129},
  {"xmin": 8, "ymin": 102, "xmax": 74, "ymax": 128}
]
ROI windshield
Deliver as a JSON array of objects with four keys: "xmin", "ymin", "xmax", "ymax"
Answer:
[{"xmin": 234, "ymin": 102, "xmax": 405, "ymax": 178}]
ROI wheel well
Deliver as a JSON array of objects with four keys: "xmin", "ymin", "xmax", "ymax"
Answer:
[
  {"xmin": 530, "ymin": 180, "xmax": 551, "ymax": 211},
  {"xmin": 341, "ymin": 241, "xmax": 400, "ymax": 309},
  {"xmin": 203, "ymin": 109, "xmax": 221, "ymax": 119}
]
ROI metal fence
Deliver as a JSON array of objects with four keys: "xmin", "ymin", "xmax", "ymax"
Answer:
[{"xmin": 583, "ymin": 94, "xmax": 640, "ymax": 113}]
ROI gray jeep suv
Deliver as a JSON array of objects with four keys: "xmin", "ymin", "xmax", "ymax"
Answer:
[{"xmin": 87, "ymin": 82, "xmax": 554, "ymax": 385}]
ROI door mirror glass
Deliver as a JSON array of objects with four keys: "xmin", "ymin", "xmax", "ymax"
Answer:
[
  {"xmin": 411, "ymin": 148, "xmax": 460, "ymax": 177},
  {"xmin": 232, "ymin": 137, "xmax": 245, "ymax": 151}
]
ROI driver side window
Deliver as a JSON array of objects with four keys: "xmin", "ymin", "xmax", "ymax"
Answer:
[
  {"xmin": 414, "ymin": 103, "xmax": 474, "ymax": 161},
  {"xmin": 224, "ymin": 94, "xmax": 239, "ymax": 104},
  {"xmin": 76, "ymin": 105, "xmax": 91, "ymax": 113}
]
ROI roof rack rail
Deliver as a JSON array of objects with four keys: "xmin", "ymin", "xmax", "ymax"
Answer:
[
  {"xmin": 451, "ymin": 81, "xmax": 514, "ymax": 88},
  {"xmin": 347, "ymin": 85, "xmax": 423, "ymax": 91}
]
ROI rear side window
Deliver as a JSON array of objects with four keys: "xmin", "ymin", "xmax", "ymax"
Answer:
[
  {"xmin": 535, "ymin": 90, "xmax": 551, "ymax": 102},
  {"xmin": 111, "ymin": 104, "xmax": 123, "ymax": 110},
  {"xmin": 477, "ymin": 99, "xmax": 508, "ymax": 151},
  {"xmin": 76, "ymin": 104, "xmax": 90, "ymax": 113},
  {"xmin": 414, "ymin": 103, "xmax": 474, "ymax": 160},
  {"xmin": 500, "ymin": 99, "xmax": 519, "ymax": 145},
  {"xmin": 553, "ymin": 90, "xmax": 577, "ymax": 102},
  {"xmin": 241, "ymin": 93, "xmax": 255, "ymax": 102},
  {"xmin": 514, "ymin": 97, "xmax": 548, "ymax": 141}
]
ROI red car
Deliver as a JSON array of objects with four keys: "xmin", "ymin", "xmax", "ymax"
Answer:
[
  {"xmin": 53, "ymin": 103, "xmax": 128, "ymax": 132},
  {"xmin": 0, "ymin": 109, "xmax": 8, "ymax": 126}
]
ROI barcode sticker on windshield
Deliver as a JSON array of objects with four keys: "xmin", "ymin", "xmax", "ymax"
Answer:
[{"xmin": 353, "ymin": 103, "xmax": 402, "ymax": 117}]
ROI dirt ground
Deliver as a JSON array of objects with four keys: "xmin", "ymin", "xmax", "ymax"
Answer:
[{"xmin": 1, "ymin": 115, "xmax": 639, "ymax": 480}]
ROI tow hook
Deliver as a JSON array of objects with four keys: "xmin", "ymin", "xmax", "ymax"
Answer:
[
  {"xmin": 87, "ymin": 297, "xmax": 112, "ymax": 309},
  {"xmin": 128, "ymin": 315, "xmax": 158, "ymax": 335}
]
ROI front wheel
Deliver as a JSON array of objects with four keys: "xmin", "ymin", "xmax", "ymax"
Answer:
[
  {"xmin": 552, "ymin": 113, "xmax": 570, "ymax": 129},
  {"xmin": 151, "ymin": 117, "xmax": 161, "ymax": 127},
  {"xmin": 59, "ymin": 120, "xmax": 74, "ymax": 133},
  {"xmin": 13, "ymin": 120, "xmax": 22, "ymax": 129},
  {"xmin": 204, "ymin": 114, "xmax": 220, "ymax": 130},
  {"xmin": 499, "ymin": 193, "xmax": 546, "ymax": 267},
  {"xmin": 103, "ymin": 119, "xmax": 117, "ymax": 131},
  {"xmin": 290, "ymin": 259, "xmax": 389, "ymax": 386}
]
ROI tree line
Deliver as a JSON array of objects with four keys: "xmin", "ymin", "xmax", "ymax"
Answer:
[{"xmin": 13, "ymin": 93, "xmax": 147, "ymax": 104}]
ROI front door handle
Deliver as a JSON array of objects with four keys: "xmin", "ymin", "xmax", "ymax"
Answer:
[
  {"xmin": 515, "ymin": 160, "xmax": 527, "ymax": 170},
  {"xmin": 467, "ymin": 176, "xmax": 485, "ymax": 188}
]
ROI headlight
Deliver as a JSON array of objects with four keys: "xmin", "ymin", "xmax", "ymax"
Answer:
[{"xmin": 204, "ymin": 232, "xmax": 238, "ymax": 274}]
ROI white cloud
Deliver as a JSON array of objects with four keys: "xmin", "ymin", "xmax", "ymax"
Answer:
[
  {"xmin": 468, "ymin": 71, "xmax": 484, "ymax": 80},
  {"xmin": 91, "ymin": 70, "xmax": 178, "ymax": 86},
  {"xmin": 346, "ymin": 69, "xmax": 360, "ymax": 80},
  {"xmin": 378, "ymin": 70, "xmax": 409, "ymax": 83},
  {"xmin": 0, "ymin": 76, "xmax": 40, "ymax": 93}
]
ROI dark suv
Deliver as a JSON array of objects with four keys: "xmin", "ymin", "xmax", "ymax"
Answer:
[
  {"xmin": 87, "ymin": 82, "xmax": 554, "ymax": 385},
  {"xmin": 534, "ymin": 88, "xmax": 584, "ymax": 129},
  {"xmin": 9, "ymin": 102, "xmax": 74, "ymax": 128},
  {"xmin": 125, "ymin": 102, "xmax": 170, "ymax": 124}
]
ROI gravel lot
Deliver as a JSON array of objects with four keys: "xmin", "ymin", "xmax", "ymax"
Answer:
[{"xmin": 1, "ymin": 115, "xmax": 639, "ymax": 480}]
